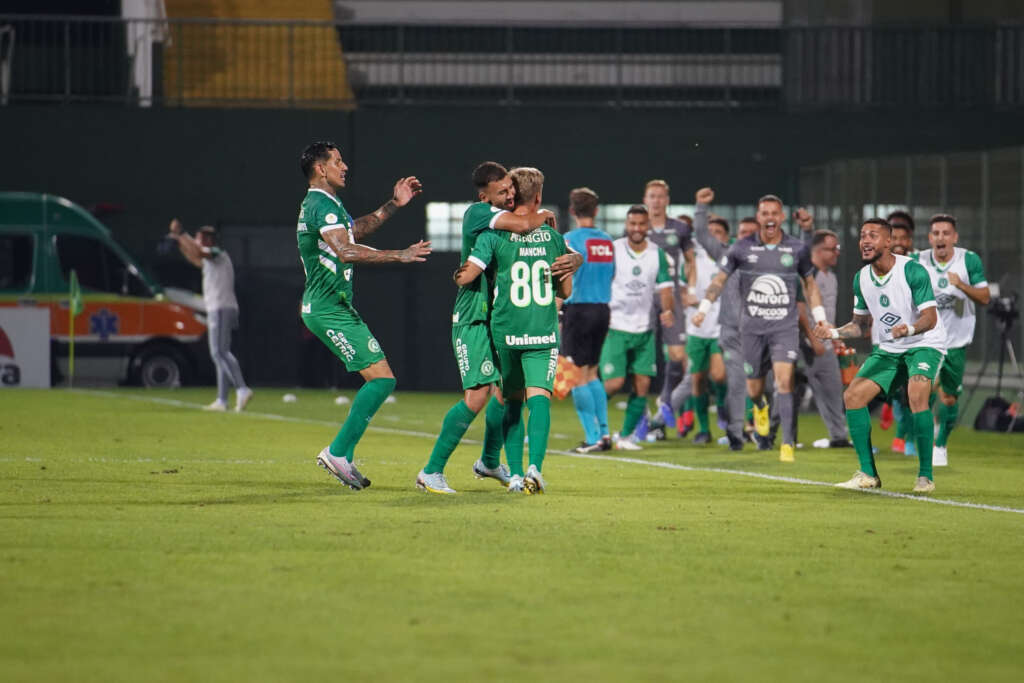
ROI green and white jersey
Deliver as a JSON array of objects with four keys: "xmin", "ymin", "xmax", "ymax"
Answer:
[
  {"xmin": 468, "ymin": 226, "xmax": 568, "ymax": 349},
  {"xmin": 917, "ymin": 247, "xmax": 987, "ymax": 349},
  {"xmin": 685, "ymin": 244, "xmax": 721, "ymax": 339},
  {"xmin": 452, "ymin": 201, "xmax": 508, "ymax": 327},
  {"xmin": 853, "ymin": 254, "xmax": 946, "ymax": 354},
  {"xmin": 297, "ymin": 188, "xmax": 355, "ymax": 313},
  {"xmin": 609, "ymin": 237, "xmax": 673, "ymax": 333}
]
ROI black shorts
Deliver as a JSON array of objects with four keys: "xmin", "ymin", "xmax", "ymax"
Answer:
[
  {"xmin": 741, "ymin": 326, "xmax": 800, "ymax": 378},
  {"xmin": 561, "ymin": 303, "xmax": 610, "ymax": 367}
]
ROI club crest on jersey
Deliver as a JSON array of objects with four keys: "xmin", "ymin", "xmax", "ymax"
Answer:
[
  {"xmin": 368, "ymin": 338, "xmax": 381, "ymax": 353},
  {"xmin": 632, "ymin": 265, "xmax": 642, "ymax": 276},
  {"xmin": 666, "ymin": 234, "xmax": 678, "ymax": 247},
  {"xmin": 780, "ymin": 253, "xmax": 793, "ymax": 267},
  {"xmin": 745, "ymin": 274, "xmax": 790, "ymax": 320},
  {"xmin": 938, "ymin": 277, "xmax": 949, "ymax": 288},
  {"xmin": 325, "ymin": 213, "xmax": 338, "ymax": 224},
  {"xmin": 603, "ymin": 363, "xmax": 615, "ymax": 375},
  {"xmin": 879, "ymin": 294, "xmax": 890, "ymax": 307},
  {"xmin": 481, "ymin": 360, "xmax": 495, "ymax": 376}
]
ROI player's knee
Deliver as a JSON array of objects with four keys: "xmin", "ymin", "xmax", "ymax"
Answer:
[{"xmin": 842, "ymin": 386, "xmax": 861, "ymax": 409}]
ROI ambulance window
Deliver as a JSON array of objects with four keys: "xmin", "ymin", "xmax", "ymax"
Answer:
[
  {"xmin": 56, "ymin": 234, "xmax": 113, "ymax": 292},
  {"xmin": 56, "ymin": 234, "xmax": 153, "ymax": 297},
  {"xmin": 0, "ymin": 234, "xmax": 33, "ymax": 291}
]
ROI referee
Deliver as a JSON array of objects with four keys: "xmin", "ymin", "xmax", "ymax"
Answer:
[{"xmin": 561, "ymin": 187, "xmax": 616, "ymax": 453}]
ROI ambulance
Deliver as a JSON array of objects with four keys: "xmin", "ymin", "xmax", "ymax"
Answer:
[{"xmin": 0, "ymin": 192, "xmax": 208, "ymax": 387}]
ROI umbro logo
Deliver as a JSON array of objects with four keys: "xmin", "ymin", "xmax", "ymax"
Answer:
[
  {"xmin": 747, "ymin": 255, "xmax": 759, "ymax": 263},
  {"xmin": 918, "ymin": 362, "xmax": 931, "ymax": 371}
]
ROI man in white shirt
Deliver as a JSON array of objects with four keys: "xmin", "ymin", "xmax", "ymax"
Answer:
[{"xmin": 169, "ymin": 220, "xmax": 253, "ymax": 412}]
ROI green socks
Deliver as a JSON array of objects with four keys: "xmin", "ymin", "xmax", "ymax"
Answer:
[
  {"xmin": 329, "ymin": 377, "xmax": 396, "ymax": 461},
  {"xmin": 846, "ymin": 407, "xmax": 877, "ymax": 477},
  {"xmin": 503, "ymin": 400, "xmax": 525, "ymax": 477},
  {"xmin": 695, "ymin": 393, "xmax": 710, "ymax": 433},
  {"xmin": 526, "ymin": 395, "xmax": 551, "ymax": 471},
  {"xmin": 714, "ymin": 381, "xmax": 728, "ymax": 413},
  {"xmin": 622, "ymin": 394, "xmax": 647, "ymax": 437},
  {"xmin": 936, "ymin": 402, "xmax": 958, "ymax": 448},
  {"xmin": 424, "ymin": 400, "xmax": 476, "ymax": 474},
  {"xmin": 481, "ymin": 395, "xmax": 505, "ymax": 470},
  {"xmin": 913, "ymin": 410, "xmax": 934, "ymax": 480}
]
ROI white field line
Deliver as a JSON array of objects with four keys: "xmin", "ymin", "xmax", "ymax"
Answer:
[{"xmin": 70, "ymin": 389, "xmax": 1024, "ymax": 516}]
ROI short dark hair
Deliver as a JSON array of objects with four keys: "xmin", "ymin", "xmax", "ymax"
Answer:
[
  {"xmin": 887, "ymin": 210, "xmax": 915, "ymax": 232},
  {"xmin": 569, "ymin": 187, "xmax": 599, "ymax": 218},
  {"xmin": 677, "ymin": 214, "xmax": 693, "ymax": 226},
  {"xmin": 627, "ymin": 204, "xmax": 649, "ymax": 217},
  {"xmin": 930, "ymin": 213, "xmax": 957, "ymax": 229},
  {"xmin": 739, "ymin": 216, "xmax": 758, "ymax": 225},
  {"xmin": 300, "ymin": 141, "xmax": 339, "ymax": 179},
  {"xmin": 757, "ymin": 194, "xmax": 784, "ymax": 208},
  {"xmin": 811, "ymin": 229, "xmax": 838, "ymax": 248},
  {"xmin": 472, "ymin": 161, "xmax": 508, "ymax": 190},
  {"xmin": 862, "ymin": 218, "xmax": 892, "ymax": 233},
  {"xmin": 708, "ymin": 217, "xmax": 730, "ymax": 233}
]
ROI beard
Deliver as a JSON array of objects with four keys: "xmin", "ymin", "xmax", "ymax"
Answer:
[{"xmin": 860, "ymin": 251, "xmax": 882, "ymax": 265}]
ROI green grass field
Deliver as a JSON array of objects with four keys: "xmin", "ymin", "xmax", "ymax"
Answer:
[{"xmin": 2, "ymin": 387, "xmax": 1023, "ymax": 682}]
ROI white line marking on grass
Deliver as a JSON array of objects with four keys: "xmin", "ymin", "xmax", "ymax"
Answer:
[{"xmin": 72, "ymin": 390, "xmax": 1024, "ymax": 516}]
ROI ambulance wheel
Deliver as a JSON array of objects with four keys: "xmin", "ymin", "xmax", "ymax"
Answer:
[{"xmin": 134, "ymin": 345, "xmax": 190, "ymax": 388}]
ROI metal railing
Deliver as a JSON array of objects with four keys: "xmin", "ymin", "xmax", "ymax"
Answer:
[{"xmin": 1, "ymin": 15, "xmax": 1022, "ymax": 110}]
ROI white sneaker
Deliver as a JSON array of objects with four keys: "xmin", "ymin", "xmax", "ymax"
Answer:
[
  {"xmin": 204, "ymin": 399, "xmax": 227, "ymax": 412},
  {"xmin": 613, "ymin": 432, "xmax": 642, "ymax": 451},
  {"xmin": 913, "ymin": 476, "xmax": 935, "ymax": 493},
  {"xmin": 524, "ymin": 465, "xmax": 546, "ymax": 495},
  {"xmin": 507, "ymin": 475, "xmax": 525, "ymax": 493},
  {"xmin": 472, "ymin": 459, "xmax": 511, "ymax": 486},
  {"xmin": 235, "ymin": 387, "xmax": 254, "ymax": 412},
  {"xmin": 415, "ymin": 470, "xmax": 456, "ymax": 494},
  {"xmin": 835, "ymin": 470, "xmax": 882, "ymax": 490},
  {"xmin": 812, "ymin": 438, "xmax": 830, "ymax": 449},
  {"xmin": 932, "ymin": 445, "xmax": 948, "ymax": 467},
  {"xmin": 315, "ymin": 447, "xmax": 369, "ymax": 490}
]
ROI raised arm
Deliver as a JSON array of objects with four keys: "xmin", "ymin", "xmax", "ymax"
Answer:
[
  {"xmin": 321, "ymin": 226, "xmax": 430, "ymax": 265},
  {"xmin": 168, "ymin": 220, "xmax": 204, "ymax": 268},
  {"xmin": 794, "ymin": 207, "xmax": 814, "ymax": 245},
  {"xmin": 693, "ymin": 187, "xmax": 728, "ymax": 261},
  {"xmin": 351, "ymin": 176, "xmax": 423, "ymax": 241}
]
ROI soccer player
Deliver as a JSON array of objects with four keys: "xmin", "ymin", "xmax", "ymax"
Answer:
[
  {"xmin": 455, "ymin": 167, "xmax": 572, "ymax": 494},
  {"xmin": 796, "ymin": 221, "xmax": 853, "ymax": 448},
  {"xmin": 416, "ymin": 162, "xmax": 565, "ymax": 495},
  {"xmin": 683, "ymin": 223, "xmax": 727, "ymax": 444},
  {"xmin": 643, "ymin": 180, "xmax": 695, "ymax": 432},
  {"xmin": 691, "ymin": 188, "xmax": 757, "ymax": 450},
  {"xmin": 884, "ymin": 210, "xmax": 918, "ymax": 454},
  {"xmin": 297, "ymin": 141, "xmax": 429, "ymax": 491},
  {"xmin": 600, "ymin": 205, "xmax": 675, "ymax": 450},
  {"xmin": 817, "ymin": 218, "xmax": 946, "ymax": 493},
  {"xmin": 917, "ymin": 213, "xmax": 990, "ymax": 466},
  {"xmin": 561, "ymin": 187, "xmax": 616, "ymax": 454},
  {"xmin": 692, "ymin": 194, "xmax": 828, "ymax": 463}
]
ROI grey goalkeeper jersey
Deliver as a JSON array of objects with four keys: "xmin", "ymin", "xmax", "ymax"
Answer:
[
  {"xmin": 719, "ymin": 231, "xmax": 814, "ymax": 335},
  {"xmin": 693, "ymin": 204, "xmax": 740, "ymax": 330}
]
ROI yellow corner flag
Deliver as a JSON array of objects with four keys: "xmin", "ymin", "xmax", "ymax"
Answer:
[{"xmin": 69, "ymin": 270, "xmax": 83, "ymax": 387}]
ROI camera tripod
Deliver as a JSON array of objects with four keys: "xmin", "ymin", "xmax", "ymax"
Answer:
[{"xmin": 961, "ymin": 302, "xmax": 1024, "ymax": 431}]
